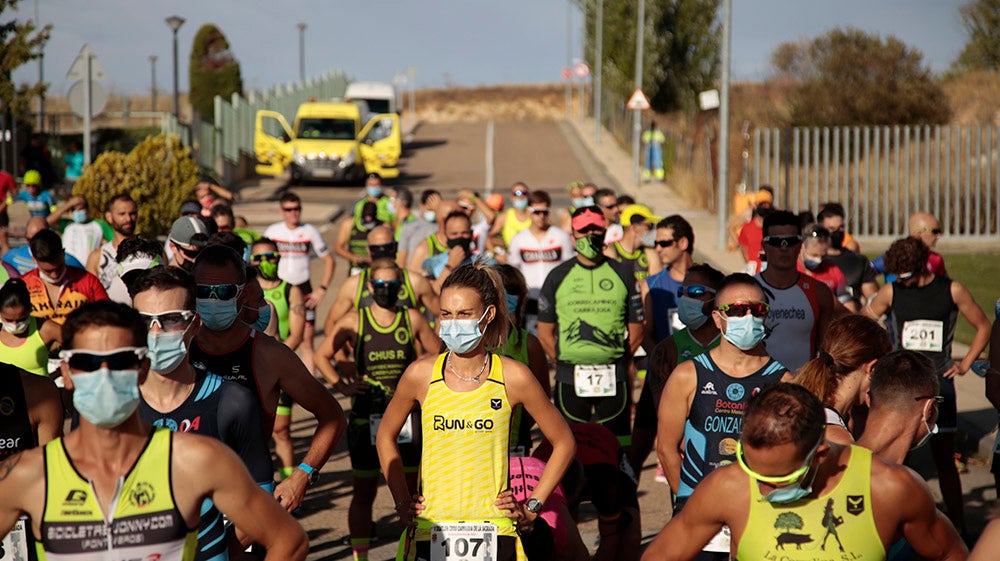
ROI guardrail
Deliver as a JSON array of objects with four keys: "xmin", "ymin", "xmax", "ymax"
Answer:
[{"xmin": 753, "ymin": 125, "xmax": 1000, "ymax": 240}]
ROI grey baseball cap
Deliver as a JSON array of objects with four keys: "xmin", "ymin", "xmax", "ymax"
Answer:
[{"xmin": 169, "ymin": 216, "xmax": 208, "ymax": 247}]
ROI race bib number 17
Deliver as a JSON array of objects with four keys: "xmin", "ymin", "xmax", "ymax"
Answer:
[
  {"xmin": 430, "ymin": 523, "xmax": 498, "ymax": 561},
  {"xmin": 902, "ymin": 320, "xmax": 944, "ymax": 352},
  {"xmin": 574, "ymin": 364, "xmax": 617, "ymax": 397}
]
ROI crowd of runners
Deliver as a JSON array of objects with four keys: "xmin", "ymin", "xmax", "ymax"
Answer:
[{"xmin": 0, "ymin": 167, "xmax": 998, "ymax": 561}]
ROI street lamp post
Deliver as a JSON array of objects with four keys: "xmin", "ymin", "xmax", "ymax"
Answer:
[
  {"xmin": 149, "ymin": 55, "xmax": 158, "ymax": 120},
  {"xmin": 165, "ymin": 15, "xmax": 185, "ymax": 120},
  {"xmin": 297, "ymin": 23, "xmax": 307, "ymax": 82},
  {"xmin": 631, "ymin": 0, "xmax": 645, "ymax": 186}
]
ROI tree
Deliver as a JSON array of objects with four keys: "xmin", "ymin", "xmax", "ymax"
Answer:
[
  {"xmin": 774, "ymin": 512, "xmax": 804, "ymax": 532},
  {"xmin": 188, "ymin": 24, "xmax": 242, "ymax": 122},
  {"xmin": 951, "ymin": 0, "xmax": 1000, "ymax": 73},
  {"xmin": 0, "ymin": 0, "xmax": 50, "ymax": 121},
  {"xmin": 772, "ymin": 27, "xmax": 950, "ymax": 126},
  {"xmin": 577, "ymin": 0, "xmax": 720, "ymax": 113},
  {"xmin": 74, "ymin": 134, "xmax": 199, "ymax": 237}
]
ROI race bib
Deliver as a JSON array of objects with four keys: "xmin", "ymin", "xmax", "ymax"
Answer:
[
  {"xmin": 902, "ymin": 320, "xmax": 944, "ymax": 352},
  {"xmin": 0, "ymin": 516, "xmax": 30, "ymax": 561},
  {"xmin": 430, "ymin": 523, "xmax": 498, "ymax": 561},
  {"xmin": 369, "ymin": 413, "xmax": 413, "ymax": 445},
  {"xmin": 574, "ymin": 364, "xmax": 617, "ymax": 397},
  {"xmin": 703, "ymin": 524, "xmax": 731, "ymax": 553}
]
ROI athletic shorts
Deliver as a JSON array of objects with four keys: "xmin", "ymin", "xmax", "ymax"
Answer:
[
  {"xmin": 633, "ymin": 380, "xmax": 657, "ymax": 431},
  {"xmin": 0, "ymin": 210, "xmax": 8, "ymax": 228},
  {"xmin": 554, "ymin": 380, "xmax": 632, "ymax": 446},
  {"xmin": 295, "ymin": 281, "xmax": 316, "ymax": 324},
  {"xmin": 937, "ymin": 375, "xmax": 957, "ymax": 432},
  {"xmin": 347, "ymin": 412, "xmax": 419, "ymax": 476},
  {"xmin": 276, "ymin": 391, "xmax": 293, "ymax": 416}
]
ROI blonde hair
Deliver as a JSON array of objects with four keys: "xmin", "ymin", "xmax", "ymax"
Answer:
[{"xmin": 441, "ymin": 260, "xmax": 510, "ymax": 350}]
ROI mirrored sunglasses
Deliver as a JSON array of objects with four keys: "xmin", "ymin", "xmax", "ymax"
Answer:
[
  {"xmin": 251, "ymin": 252, "xmax": 280, "ymax": 263},
  {"xmin": 59, "ymin": 347, "xmax": 148, "ymax": 372},
  {"xmin": 677, "ymin": 285, "xmax": 717, "ymax": 298},
  {"xmin": 717, "ymin": 300, "xmax": 770, "ymax": 318},
  {"xmin": 196, "ymin": 283, "xmax": 245, "ymax": 301},
  {"xmin": 763, "ymin": 235, "xmax": 803, "ymax": 248}
]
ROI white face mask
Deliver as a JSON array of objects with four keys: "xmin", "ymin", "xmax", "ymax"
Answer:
[
  {"xmin": 39, "ymin": 267, "xmax": 67, "ymax": 284},
  {"xmin": 911, "ymin": 400, "xmax": 939, "ymax": 450},
  {"xmin": 1, "ymin": 319, "xmax": 29, "ymax": 335}
]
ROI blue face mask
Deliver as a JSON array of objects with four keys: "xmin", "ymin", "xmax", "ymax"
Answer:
[
  {"xmin": 253, "ymin": 304, "xmax": 272, "ymax": 332},
  {"xmin": 72, "ymin": 209, "xmax": 88, "ymax": 223},
  {"xmin": 722, "ymin": 314, "xmax": 767, "ymax": 350},
  {"xmin": 513, "ymin": 199, "xmax": 529, "ymax": 211},
  {"xmin": 505, "ymin": 293, "xmax": 519, "ymax": 315},
  {"xmin": 763, "ymin": 442, "xmax": 821, "ymax": 504},
  {"xmin": 677, "ymin": 295, "xmax": 709, "ymax": 330},
  {"xmin": 439, "ymin": 308, "xmax": 490, "ymax": 354},
  {"xmin": 197, "ymin": 298, "xmax": 241, "ymax": 331},
  {"xmin": 366, "ymin": 186, "xmax": 383, "ymax": 198},
  {"xmin": 147, "ymin": 328, "xmax": 189, "ymax": 373},
  {"xmin": 423, "ymin": 210, "xmax": 437, "ymax": 223},
  {"xmin": 72, "ymin": 368, "xmax": 141, "ymax": 428}
]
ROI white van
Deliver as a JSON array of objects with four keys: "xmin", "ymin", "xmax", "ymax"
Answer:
[{"xmin": 345, "ymin": 81, "xmax": 397, "ymax": 118}]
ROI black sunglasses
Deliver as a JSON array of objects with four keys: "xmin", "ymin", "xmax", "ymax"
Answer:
[
  {"xmin": 250, "ymin": 252, "xmax": 280, "ymax": 263},
  {"xmin": 530, "ymin": 208, "xmax": 550, "ymax": 215},
  {"xmin": 60, "ymin": 347, "xmax": 147, "ymax": 372},
  {"xmin": 196, "ymin": 283, "xmax": 245, "ymax": 301},
  {"xmin": 763, "ymin": 235, "xmax": 803, "ymax": 248},
  {"xmin": 655, "ymin": 239, "xmax": 676, "ymax": 248}
]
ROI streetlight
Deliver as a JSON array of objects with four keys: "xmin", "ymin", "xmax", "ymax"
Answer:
[
  {"xmin": 165, "ymin": 15, "xmax": 185, "ymax": 120},
  {"xmin": 149, "ymin": 55, "xmax": 158, "ymax": 119},
  {"xmin": 297, "ymin": 23, "xmax": 307, "ymax": 82}
]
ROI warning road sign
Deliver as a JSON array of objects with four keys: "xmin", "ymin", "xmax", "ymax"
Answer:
[{"xmin": 626, "ymin": 88, "xmax": 650, "ymax": 111}]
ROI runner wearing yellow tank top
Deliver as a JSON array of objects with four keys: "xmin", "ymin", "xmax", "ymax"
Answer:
[
  {"xmin": 487, "ymin": 183, "xmax": 532, "ymax": 251},
  {"xmin": 641, "ymin": 383, "xmax": 968, "ymax": 561},
  {"xmin": 375, "ymin": 263, "xmax": 574, "ymax": 561}
]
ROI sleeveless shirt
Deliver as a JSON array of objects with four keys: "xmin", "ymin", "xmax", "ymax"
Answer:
[
  {"xmin": 672, "ymin": 328, "xmax": 721, "ymax": 366},
  {"xmin": 190, "ymin": 331, "xmax": 272, "ymax": 425},
  {"xmin": 39, "ymin": 429, "xmax": 198, "ymax": 561},
  {"xmin": 416, "ymin": 353, "xmax": 516, "ymax": 541},
  {"xmin": 612, "ymin": 242, "xmax": 652, "ymax": 284},
  {"xmin": 424, "ymin": 234, "xmax": 448, "ymax": 259},
  {"xmin": 756, "ymin": 273, "xmax": 821, "ymax": 374},
  {"xmin": 0, "ymin": 364, "xmax": 34, "ymax": 459},
  {"xmin": 348, "ymin": 221, "xmax": 371, "ymax": 262},
  {"xmin": 678, "ymin": 353, "xmax": 787, "ymax": 498},
  {"xmin": 261, "ymin": 281, "xmax": 291, "ymax": 340},
  {"xmin": 736, "ymin": 446, "xmax": 884, "ymax": 561},
  {"xmin": 889, "ymin": 275, "xmax": 957, "ymax": 374},
  {"xmin": 0, "ymin": 317, "xmax": 48, "ymax": 376},
  {"xmin": 354, "ymin": 307, "xmax": 417, "ymax": 418},
  {"xmin": 501, "ymin": 208, "xmax": 532, "ymax": 246}
]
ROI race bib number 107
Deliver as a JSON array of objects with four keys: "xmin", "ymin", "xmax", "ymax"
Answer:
[{"xmin": 430, "ymin": 523, "xmax": 498, "ymax": 561}]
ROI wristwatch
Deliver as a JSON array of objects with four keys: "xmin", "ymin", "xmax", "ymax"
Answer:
[
  {"xmin": 297, "ymin": 462, "xmax": 319, "ymax": 484},
  {"xmin": 525, "ymin": 498, "xmax": 543, "ymax": 514}
]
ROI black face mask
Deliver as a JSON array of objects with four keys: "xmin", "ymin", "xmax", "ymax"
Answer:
[
  {"xmin": 447, "ymin": 237, "xmax": 472, "ymax": 253},
  {"xmin": 371, "ymin": 282, "xmax": 401, "ymax": 309},
  {"xmin": 829, "ymin": 230, "xmax": 845, "ymax": 250},
  {"xmin": 369, "ymin": 242, "xmax": 397, "ymax": 261}
]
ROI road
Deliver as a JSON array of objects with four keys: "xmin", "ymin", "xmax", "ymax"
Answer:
[{"xmin": 243, "ymin": 119, "xmax": 997, "ymax": 560}]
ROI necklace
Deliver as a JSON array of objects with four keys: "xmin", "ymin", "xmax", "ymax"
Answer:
[{"xmin": 448, "ymin": 353, "xmax": 489, "ymax": 383}]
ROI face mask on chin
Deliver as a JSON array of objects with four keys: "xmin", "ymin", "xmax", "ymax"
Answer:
[{"xmin": 39, "ymin": 267, "xmax": 67, "ymax": 285}]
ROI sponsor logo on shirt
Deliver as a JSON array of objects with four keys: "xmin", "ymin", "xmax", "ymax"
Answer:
[
  {"xmin": 432, "ymin": 415, "xmax": 495, "ymax": 432},
  {"xmin": 701, "ymin": 382, "xmax": 718, "ymax": 395},
  {"xmin": 520, "ymin": 247, "xmax": 563, "ymax": 263}
]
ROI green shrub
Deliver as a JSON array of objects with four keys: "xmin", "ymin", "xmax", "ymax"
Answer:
[{"xmin": 73, "ymin": 134, "xmax": 199, "ymax": 237}]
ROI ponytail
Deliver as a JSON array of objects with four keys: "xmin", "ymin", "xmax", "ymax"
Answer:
[
  {"xmin": 794, "ymin": 315, "xmax": 892, "ymax": 406},
  {"xmin": 441, "ymin": 260, "xmax": 511, "ymax": 350}
]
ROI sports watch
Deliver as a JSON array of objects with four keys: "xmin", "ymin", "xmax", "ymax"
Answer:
[
  {"xmin": 525, "ymin": 498, "xmax": 543, "ymax": 514},
  {"xmin": 297, "ymin": 462, "xmax": 319, "ymax": 484}
]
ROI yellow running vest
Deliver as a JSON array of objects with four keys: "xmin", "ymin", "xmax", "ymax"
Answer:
[
  {"xmin": 38, "ymin": 428, "xmax": 198, "ymax": 561},
  {"xmin": 414, "ymin": 354, "xmax": 516, "ymax": 542},
  {"xmin": 501, "ymin": 208, "xmax": 532, "ymax": 246},
  {"xmin": 736, "ymin": 445, "xmax": 885, "ymax": 561}
]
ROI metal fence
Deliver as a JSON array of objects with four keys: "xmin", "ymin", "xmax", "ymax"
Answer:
[
  {"xmin": 753, "ymin": 125, "xmax": 1000, "ymax": 240},
  {"xmin": 161, "ymin": 71, "xmax": 349, "ymax": 171}
]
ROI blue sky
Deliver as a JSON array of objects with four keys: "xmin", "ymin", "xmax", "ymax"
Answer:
[{"xmin": 12, "ymin": 0, "xmax": 967, "ymax": 97}]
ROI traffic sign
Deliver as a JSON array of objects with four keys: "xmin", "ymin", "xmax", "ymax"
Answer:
[
  {"xmin": 67, "ymin": 80, "xmax": 108, "ymax": 118},
  {"xmin": 66, "ymin": 44, "xmax": 107, "ymax": 82},
  {"xmin": 561, "ymin": 67, "xmax": 572, "ymax": 81},
  {"xmin": 626, "ymin": 88, "xmax": 650, "ymax": 110},
  {"xmin": 573, "ymin": 62, "xmax": 590, "ymax": 79}
]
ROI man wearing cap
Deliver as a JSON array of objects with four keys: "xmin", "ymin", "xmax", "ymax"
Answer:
[
  {"xmin": 14, "ymin": 170, "xmax": 56, "ymax": 219},
  {"xmin": 106, "ymin": 236, "xmax": 165, "ymax": 305},
  {"xmin": 538, "ymin": 206, "xmax": 644, "ymax": 446},
  {"xmin": 86, "ymin": 193, "xmax": 138, "ymax": 290},
  {"xmin": 168, "ymin": 216, "xmax": 209, "ymax": 272},
  {"xmin": 487, "ymin": 182, "xmax": 532, "ymax": 252},
  {"xmin": 606, "ymin": 204, "xmax": 663, "ymax": 286},
  {"xmin": 335, "ymin": 201, "xmax": 382, "ymax": 276}
]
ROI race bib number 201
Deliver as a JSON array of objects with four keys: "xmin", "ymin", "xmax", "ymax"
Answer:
[
  {"xmin": 0, "ymin": 516, "xmax": 30, "ymax": 561},
  {"xmin": 574, "ymin": 364, "xmax": 617, "ymax": 397},
  {"xmin": 902, "ymin": 320, "xmax": 944, "ymax": 352},
  {"xmin": 430, "ymin": 523, "xmax": 498, "ymax": 561}
]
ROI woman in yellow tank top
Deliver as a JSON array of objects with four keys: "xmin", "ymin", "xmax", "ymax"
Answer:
[
  {"xmin": 0, "ymin": 278, "xmax": 61, "ymax": 375},
  {"xmin": 376, "ymin": 262, "xmax": 575, "ymax": 561}
]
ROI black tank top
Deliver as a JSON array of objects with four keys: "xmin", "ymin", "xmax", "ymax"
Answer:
[
  {"xmin": 891, "ymin": 275, "xmax": 957, "ymax": 374},
  {"xmin": 0, "ymin": 364, "xmax": 34, "ymax": 459},
  {"xmin": 349, "ymin": 223, "xmax": 370, "ymax": 261},
  {"xmin": 354, "ymin": 307, "xmax": 417, "ymax": 417},
  {"xmin": 190, "ymin": 331, "xmax": 269, "ymax": 419},
  {"xmin": 677, "ymin": 353, "xmax": 787, "ymax": 498}
]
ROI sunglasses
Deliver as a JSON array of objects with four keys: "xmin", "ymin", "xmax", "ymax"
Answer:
[
  {"xmin": 140, "ymin": 310, "xmax": 196, "ymax": 331},
  {"xmin": 677, "ymin": 285, "xmax": 717, "ymax": 298},
  {"xmin": 196, "ymin": 283, "xmax": 245, "ymax": 301},
  {"xmin": 513, "ymin": 189, "xmax": 529, "ymax": 197},
  {"xmin": 895, "ymin": 271, "xmax": 919, "ymax": 281},
  {"xmin": 717, "ymin": 300, "xmax": 770, "ymax": 318},
  {"xmin": 368, "ymin": 242, "xmax": 397, "ymax": 254},
  {"xmin": 599, "ymin": 203, "xmax": 617, "ymax": 210},
  {"xmin": 281, "ymin": 206, "xmax": 302, "ymax": 212},
  {"xmin": 915, "ymin": 395, "xmax": 945, "ymax": 405},
  {"xmin": 736, "ymin": 435, "xmax": 822, "ymax": 485},
  {"xmin": 178, "ymin": 246, "xmax": 202, "ymax": 259},
  {"xmin": 915, "ymin": 227, "xmax": 943, "ymax": 235},
  {"xmin": 250, "ymin": 252, "xmax": 280, "ymax": 263},
  {"xmin": 576, "ymin": 227, "xmax": 606, "ymax": 236},
  {"xmin": 371, "ymin": 279, "xmax": 402, "ymax": 289},
  {"xmin": 59, "ymin": 347, "xmax": 148, "ymax": 372},
  {"xmin": 529, "ymin": 207, "xmax": 550, "ymax": 215},
  {"xmin": 763, "ymin": 235, "xmax": 803, "ymax": 248},
  {"xmin": 655, "ymin": 239, "xmax": 676, "ymax": 248}
]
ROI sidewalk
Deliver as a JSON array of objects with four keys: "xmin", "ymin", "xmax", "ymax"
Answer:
[{"xmin": 565, "ymin": 116, "xmax": 999, "ymax": 459}]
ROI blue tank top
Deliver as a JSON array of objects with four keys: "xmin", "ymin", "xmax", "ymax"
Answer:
[{"xmin": 646, "ymin": 269, "xmax": 683, "ymax": 343}]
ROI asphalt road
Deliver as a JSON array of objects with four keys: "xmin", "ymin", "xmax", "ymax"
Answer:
[{"xmin": 252, "ymin": 120, "xmax": 997, "ymax": 560}]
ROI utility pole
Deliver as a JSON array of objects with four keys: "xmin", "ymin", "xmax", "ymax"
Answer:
[
  {"xmin": 716, "ymin": 0, "xmax": 732, "ymax": 250},
  {"xmin": 165, "ymin": 15, "xmax": 185, "ymax": 120},
  {"xmin": 631, "ymin": 0, "xmax": 646, "ymax": 186},
  {"xmin": 297, "ymin": 23, "xmax": 307, "ymax": 81},
  {"xmin": 594, "ymin": 0, "xmax": 603, "ymax": 143},
  {"xmin": 565, "ymin": 1, "xmax": 572, "ymax": 120},
  {"xmin": 35, "ymin": 0, "xmax": 44, "ymax": 131},
  {"xmin": 149, "ymin": 55, "xmax": 158, "ymax": 119}
]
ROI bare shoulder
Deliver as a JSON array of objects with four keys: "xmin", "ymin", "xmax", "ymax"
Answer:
[
  {"xmin": 669, "ymin": 359, "xmax": 698, "ymax": 387},
  {"xmin": 170, "ymin": 431, "xmax": 230, "ymax": 473},
  {"xmin": 869, "ymin": 455, "xmax": 928, "ymax": 506},
  {"xmin": 0, "ymin": 448, "xmax": 46, "ymax": 509}
]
